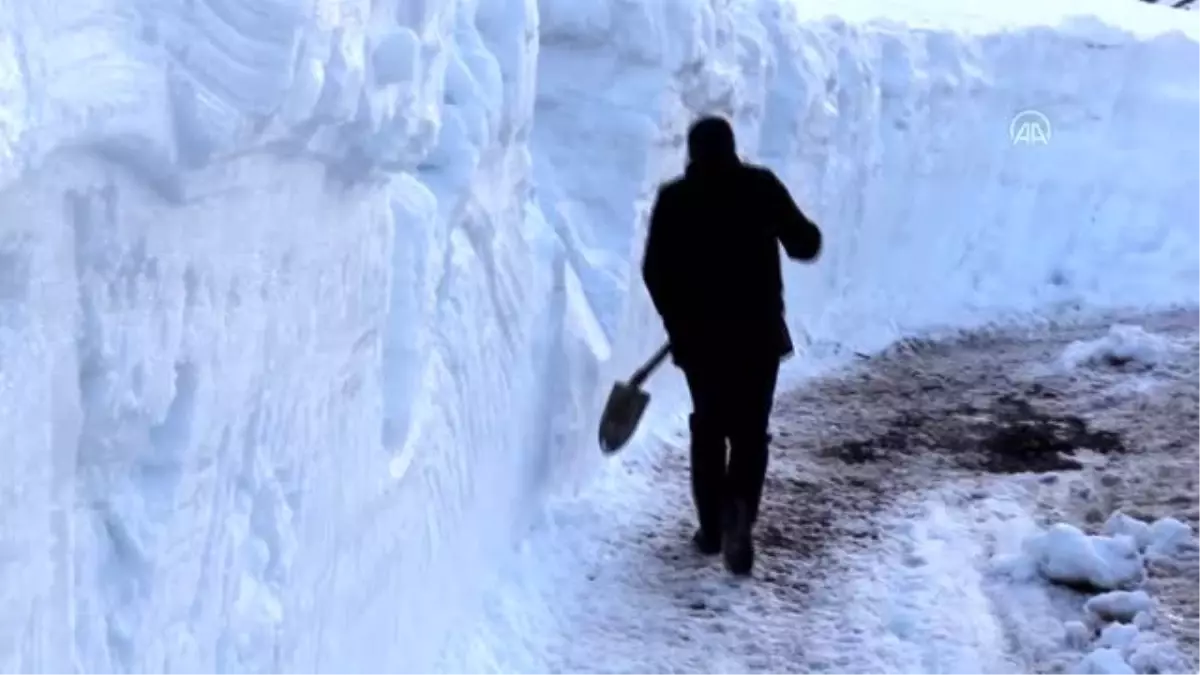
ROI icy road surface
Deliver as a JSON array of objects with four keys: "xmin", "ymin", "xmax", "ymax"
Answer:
[{"xmin": 444, "ymin": 309, "xmax": 1200, "ymax": 674}]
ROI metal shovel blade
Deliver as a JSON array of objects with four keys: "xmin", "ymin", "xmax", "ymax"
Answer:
[
  {"xmin": 597, "ymin": 342, "xmax": 671, "ymax": 455},
  {"xmin": 598, "ymin": 380, "xmax": 651, "ymax": 455}
]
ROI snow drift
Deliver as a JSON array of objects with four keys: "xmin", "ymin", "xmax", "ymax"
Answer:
[{"xmin": 0, "ymin": 0, "xmax": 1195, "ymax": 670}]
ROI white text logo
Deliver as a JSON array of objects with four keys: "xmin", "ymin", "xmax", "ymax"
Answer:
[{"xmin": 1010, "ymin": 109, "xmax": 1051, "ymax": 146}]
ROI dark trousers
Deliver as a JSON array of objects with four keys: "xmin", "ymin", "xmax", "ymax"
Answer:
[{"xmin": 682, "ymin": 355, "xmax": 779, "ymax": 537}]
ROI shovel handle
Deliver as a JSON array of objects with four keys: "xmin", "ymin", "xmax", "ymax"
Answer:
[{"xmin": 629, "ymin": 342, "xmax": 671, "ymax": 388}]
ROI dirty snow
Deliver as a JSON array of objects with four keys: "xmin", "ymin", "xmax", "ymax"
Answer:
[
  {"xmin": 1061, "ymin": 324, "xmax": 1183, "ymax": 371},
  {"xmin": 445, "ymin": 310, "xmax": 1199, "ymax": 673}
]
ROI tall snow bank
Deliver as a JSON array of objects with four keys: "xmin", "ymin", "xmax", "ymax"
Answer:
[
  {"xmin": 767, "ymin": 0, "xmax": 1200, "ymax": 358},
  {"xmin": 533, "ymin": 0, "xmax": 1200, "ymax": 396},
  {"xmin": 0, "ymin": 0, "xmax": 1196, "ymax": 671},
  {"xmin": 1, "ymin": 0, "xmax": 565, "ymax": 670}
]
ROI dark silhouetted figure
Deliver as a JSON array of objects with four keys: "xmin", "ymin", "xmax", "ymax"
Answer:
[{"xmin": 642, "ymin": 116, "xmax": 822, "ymax": 576}]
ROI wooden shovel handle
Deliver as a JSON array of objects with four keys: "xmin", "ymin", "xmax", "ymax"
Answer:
[{"xmin": 628, "ymin": 342, "xmax": 671, "ymax": 388}]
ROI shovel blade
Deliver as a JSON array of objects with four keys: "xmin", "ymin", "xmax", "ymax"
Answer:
[{"xmin": 598, "ymin": 380, "xmax": 651, "ymax": 455}]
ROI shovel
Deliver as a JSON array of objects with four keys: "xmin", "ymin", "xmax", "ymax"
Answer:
[{"xmin": 598, "ymin": 342, "xmax": 672, "ymax": 455}]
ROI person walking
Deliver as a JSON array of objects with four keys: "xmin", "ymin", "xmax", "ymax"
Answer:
[{"xmin": 641, "ymin": 115, "xmax": 822, "ymax": 576}]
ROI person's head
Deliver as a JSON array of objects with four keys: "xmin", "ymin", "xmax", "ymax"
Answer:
[{"xmin": 686, "ymin": 116, "xmax": 738, "ymax": 167}]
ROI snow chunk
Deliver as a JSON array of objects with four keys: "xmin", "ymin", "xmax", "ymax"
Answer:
[
  {"xmin": 1086, "ymin": 591, "xmax": 1154, "ymax": 623},
  {"xmin": 1103, "ymin": 512, "xmax": 1197, "ymax": 562},
  {"xmin": 1065, "ymin": 620, "xmax": 1095, "ymax": 649},
  {"xmin": 1072, "ymin": 647, "xmax": 1134, "ymax": 675},
  {"xmin": 1126, "ymin": 636, "xmax": 1192, "ymax": 675},
  {"xmin": 1103, "ymin": 512, "xmax": 1154, "ymax": 552},
  {"xmin": 1016, "ymin": 515, "xmax": 1194, "ymax": 675},
  {"xmin": 1060, "ymin": 324, "xmax": 1173, "ymax": 371},
  {"xmin": 1095, "ymin": 623, "xmax": 1139, "ymax": 655},
  {"xmin": 1030, "ymin": 524, "xmax": 1144, "ymax": 590},
  {"xmin": 1145, "ymin": 517, "xmax": 1196, "ymax": 560}
]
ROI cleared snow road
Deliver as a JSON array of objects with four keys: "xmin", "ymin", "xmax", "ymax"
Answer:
[{"xmin": 441, "ymin": 309, "xmax": 1199, "ymax": 674}]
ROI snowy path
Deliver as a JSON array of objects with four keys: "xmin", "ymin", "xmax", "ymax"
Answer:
[{"xmin": 442, "ymin": 310, "xmax": 1199, "ymax": 674}]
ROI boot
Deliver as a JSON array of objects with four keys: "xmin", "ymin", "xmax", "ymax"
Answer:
[
  {"xmin": 692, "ymin": 528, "xmax": 721, "ymax": 555},
  {"xmin": 689, "ymin": 414, "xmax": 726, "ymax": 554},
  {"xmin": 742, "ymin": 432, "xmax": 772, "ymax": 525},
  {"xmin": 722, "ymin": 498, "xmax": 754, "ymax": 576},
  {"xmin": 721, "ymin": 430, "xmax": 770, "ymax": 575}
]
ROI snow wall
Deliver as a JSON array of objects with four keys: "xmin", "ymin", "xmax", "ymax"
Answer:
[{"xmin": 0, "ymin": 0, "xmax": 1195, "ymax": 671}]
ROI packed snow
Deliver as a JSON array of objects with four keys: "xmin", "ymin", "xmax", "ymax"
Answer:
[{"xmin": 0, "ymin": 0, "xmax": 1196, "ymax": 672}]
